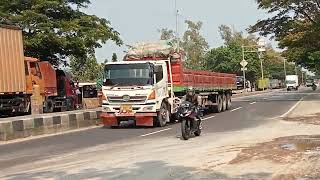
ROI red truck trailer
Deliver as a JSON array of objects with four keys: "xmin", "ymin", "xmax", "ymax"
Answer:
[{"xmin": 101, "ymin": 41, "xmax": 236, "ymax": 127}]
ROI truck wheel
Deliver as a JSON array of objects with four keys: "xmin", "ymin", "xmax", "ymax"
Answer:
[
  {"xmin": 43, "ymin": 99, "xmax": 54, "ymax": 113},
  {"xmin": 222, "ymin": 94, "xmax": 227, "ymax": 112},
  {"xmin": 155, "ymin": 103, "xmax": 169, "ymax": 127},
  {"xmin": 226, "ymin": 93, "xmax": 232, "ymax": 110},
  {"xmin": 66, "ymin": 98, "xmax": 74, "ymax": 111},
  {"xmin": 213, "ymin": 95, "xmax": 222, "ymax": 113}
]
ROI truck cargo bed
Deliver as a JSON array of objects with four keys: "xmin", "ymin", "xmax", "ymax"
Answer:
[
  {"xmin": 0, "ymin": 26, "xmax": 26, "ymax": 94},
  {"xmin": 171, "ymin": 61, "xmax": 236, "ymax": 92}
]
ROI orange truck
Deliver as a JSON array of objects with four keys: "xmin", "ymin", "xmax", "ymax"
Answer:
[{"xmin": 0, "ymin": 25, "xmax": 77, "ymax": 115}]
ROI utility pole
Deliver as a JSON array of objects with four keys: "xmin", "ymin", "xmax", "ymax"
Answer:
[
  {"xmin": 301, "ymin": 71, "xmax": 304, "ymax": 86},
  {"xmin": 258, "ymin": 38, "xmax": 266, "ymax": 80},
  {"xmin": 175, "ymin": 0, "xmax": 180, "ymax": 52},
  {"xmin": 259, "ymin": 52, "xmax": 264, "ymax": 80},
  {"xmin": 241, "ymin": 45, "xmax": 247, "ymax": 92},
  {"xmin": 283, "ymin": 58, "xmax": 287, "ymax": 79}
]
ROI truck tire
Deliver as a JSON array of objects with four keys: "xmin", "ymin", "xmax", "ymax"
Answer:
[
  {"xmin": 155, "ymin": 102, "xmax": 169, "ymax": 127},
  {"xmin": 43, "ymin": 99, "xmax": 54, "ymax": 113},
  {"xmin": 226, "ymin": 93, "xmax": 232, "ymax": 110},
  {"xmin": 24, "ymin": 97, "xmax": 32, "ymax": 115},
  {"xmin": 213, "ymin": 95, "xmax": 222, "ymax": 113},
  {"xmin": 66, "ymin": 97, "xmax": 74, "ymax": 111},
  {"xmin": 222, "ymin": 94, "xmax": 227, "ymax": 112}
]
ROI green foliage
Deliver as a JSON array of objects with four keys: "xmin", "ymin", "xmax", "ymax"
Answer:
[
  {"xmin": 182, "ymin": 20, "xmax": 209, "ymax": 69},
  {"xmin": 158, "ymin": 28, "xmax": 175, "ymax": 40},
  {"xmin": 204, "ymin": 25, "xmax": 264, "ymax": 82},
  {"xmin": 159, "ymin": 20, "xmax": 209, "ymax": 69},
  {"xmin": 112, "ymin": 53, "xmax": 118, "ymax": 62},
  {"xmin": 250, "ymin": 0, "xmax": 320, "ymax": 73},
  {"xmin": 0, "ymin": 0, "xmax": 122, "ymax": 66},
  {"xmin": 204, "ymin": 25, "xmax": 300, "ymax": 82},
  {"xmin": 70, "ymin": 55, "xmax": 103, "ymax": 82}
]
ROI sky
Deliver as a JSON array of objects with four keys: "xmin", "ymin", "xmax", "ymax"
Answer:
[{"xmin": 84, "ymin": 0, "xmax": 269, "ymax": 63}]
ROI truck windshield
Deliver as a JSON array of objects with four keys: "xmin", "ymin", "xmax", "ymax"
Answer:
[
  {"xmin": 104, "ymin": 64, "xmax": 153, "ymax": 86},
  {"xmin": 286, "ymin": 80, "xmax": 296, "ymax": 84}
]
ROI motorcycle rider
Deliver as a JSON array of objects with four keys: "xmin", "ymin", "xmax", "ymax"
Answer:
[
  {"xmin": 185, "ymin": 87, "xmax": 203, "ymax": 129},
  {"xmin": 312, "ymin": 82, "xmax": 317, "ymax": 91}
]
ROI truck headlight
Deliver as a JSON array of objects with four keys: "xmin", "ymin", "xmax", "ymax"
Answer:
[
  {"xmin": 148, "ymin": 90, "xmax": 156, "ymax": 100},
  {"xmin": 143, "ymin": 106, "xmax": 154, "ymax": 111}
]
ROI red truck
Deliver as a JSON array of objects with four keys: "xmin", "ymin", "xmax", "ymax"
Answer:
[{"xmin": 100, "ymin": 41, "xmax": 236, "ymax": 127}]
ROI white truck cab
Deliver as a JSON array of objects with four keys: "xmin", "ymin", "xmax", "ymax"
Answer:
[
  {"xmin": 286, "ymin": 75, "xmax": 299, "ymax": 91},
  {"xmin": 101, "ymin": 60, "xmax": 177, "ymax": 127}
]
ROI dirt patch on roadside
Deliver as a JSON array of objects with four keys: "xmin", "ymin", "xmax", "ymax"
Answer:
[
  {"xmin": 229, "ymin": 135, "xmax": 320, "ymax": 179},
  {"xmin": 230, "ymin": 135, "xmax": 320, "ymax": 164},
  {"xmin": 283, "ymin": 113, "xmax": 320, "ymax": 125}
]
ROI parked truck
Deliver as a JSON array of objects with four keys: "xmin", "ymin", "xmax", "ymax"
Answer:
[
  {"xmin": 100, "ymin": 41, "xmax": 236, "ymax": 127},
  {"xmin": 286, "ymin": 75, "xmax": 299, "ymax": 91},
  {"xmin": 0, "ymin": 25, "xmax": 77, "ymax": 115}
]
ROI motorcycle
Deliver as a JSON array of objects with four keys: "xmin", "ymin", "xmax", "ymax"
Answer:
[
  {"xmin": 312, "ymin": 83, "xmax": 317, "ymax": 91},
  {"xmin": 178, "ymin": 101, "xmax": 202, "ymax": 140}
]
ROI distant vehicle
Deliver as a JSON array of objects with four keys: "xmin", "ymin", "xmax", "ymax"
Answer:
[
  {"xmin": 236, "ymin": 76, "xmax": 244, "ymax": 90},
  {"xmin": 100, "ymin": 41, "xmax": 236, "ymax": 128},
  {"xmin": 286, "ymin": 75, "xmax": 299, "ymax": 91},
  {"xmin": 270, "ymin": 79, "xmax": 282, "ymax": 89},
  {"xmin": 306, "ymin": 79, "xmax": 315, "ymax": 87}
]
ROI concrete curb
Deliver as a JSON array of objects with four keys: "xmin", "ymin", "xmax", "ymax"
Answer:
[{"xmin": 0, "ymin": 110, "xmax": 102, "ymax": 141}]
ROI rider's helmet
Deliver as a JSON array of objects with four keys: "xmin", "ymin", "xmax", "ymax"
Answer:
[{"xmin": 187, "ymin": 86, "xmax": 195, "ymax": 97}]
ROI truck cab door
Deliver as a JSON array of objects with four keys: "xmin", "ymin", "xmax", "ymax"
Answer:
[
  {"xmin": 29, "ymin": 62, "xmax": 44, "ymax": 95},
  {"xmin": 154, "ymin": 64, "xmax": 168, "ymax": 99}
]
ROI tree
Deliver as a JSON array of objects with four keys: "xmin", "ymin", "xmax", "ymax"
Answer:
[
  {"xmin": 204, "ymin": 25, "xmax": 264, "ymax": 82},
  {"xmin": 112, "ymin": 53, "xmax": 118, "ymax": 62},
  {"xmin": 0, "ymin": 0, "xmax": 122, "ymax": 66},
  {"xmin": 249, "ymin": 0, "xmax": 320, "ymax": 72},
  {"xmin": 181, "ymin": 20, "xmax": 209, "ymax": 69},
  {"xmin": 158, "ymin": 20, "xmax": 208, "ymax": 69},
  {"xmin": 158, "ymin": 28, "xmax": 175, "ymax": 40},
  {"xmin": 70, "ymin": 55, "xmax": 103, "ymax": 82}
]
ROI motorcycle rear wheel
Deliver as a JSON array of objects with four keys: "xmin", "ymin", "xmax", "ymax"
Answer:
[{"xmin": 181, "ymin": 120, "xmax": 191, "ymax": 140}]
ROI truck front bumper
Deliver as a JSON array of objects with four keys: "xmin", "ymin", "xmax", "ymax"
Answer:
[{"xmin": 100, "ymin": 112, "xmax": 157, "ymax": 127}]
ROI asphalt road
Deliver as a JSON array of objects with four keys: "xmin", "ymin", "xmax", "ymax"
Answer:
[{"xmin": 0, "ymin": 87, "xmax": 314, "ymax": 172}]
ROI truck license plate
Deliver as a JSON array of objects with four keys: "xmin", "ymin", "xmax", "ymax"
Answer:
[{"xmin": 120, "ymin": 104, "xmax": 133, "ymax": 113}]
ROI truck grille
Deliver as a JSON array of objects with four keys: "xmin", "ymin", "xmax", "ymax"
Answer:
[{"xmin": 108, "ymin": 96, "xmax": 147, "ymax": 104}]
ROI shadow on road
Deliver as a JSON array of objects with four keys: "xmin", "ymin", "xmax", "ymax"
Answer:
[{"xmin": 2, "ymin": 160, "xmax": 271, "ymax": 180}]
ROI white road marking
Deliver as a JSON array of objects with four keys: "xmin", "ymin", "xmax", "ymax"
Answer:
[
  {"xmin": 280, "ymin": 97, "xmax": 304, "ymax": 118},
  {"xmin": 140, "ymin": 128, "xmax": 172, "ymax": 137},
  {"xmin": 249, "ymin": 102, "xmax": 256, "ymax": 105},
  {"xmin": 202, "ymin": 115, "xmax": 215, "ymax": 121},
  {"xmin": 231, "ymin": 107, "xmax": 243, "ymax": 112}
]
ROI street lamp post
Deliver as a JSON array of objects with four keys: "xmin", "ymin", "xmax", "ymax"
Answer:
[
  {"xmin": 241, "ymin": 38, "xmax": 266, "ymax": 91},
  {"xmin": 283, "ymin": 58, "xmax": 287, "ymax": 78},
  {"xmin": 175, "ymin": 0, "xmax": 180, "ymax": 52},
  {"xmin": 258, "ymin": 38, "xmax": 266, "ymax": 80},
  {"xmin": 241, "ymin": 45, "xmax": 246, "ymax": 91}
]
